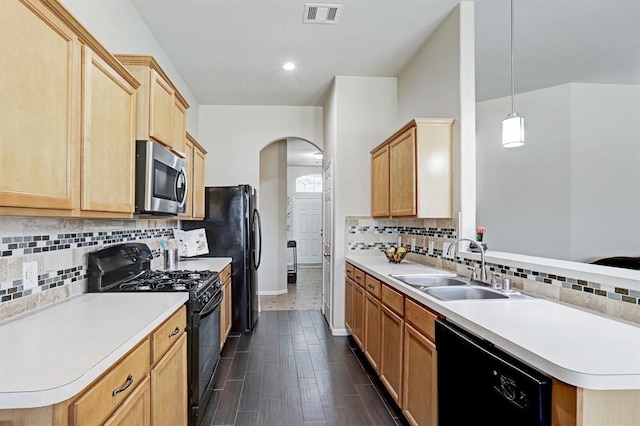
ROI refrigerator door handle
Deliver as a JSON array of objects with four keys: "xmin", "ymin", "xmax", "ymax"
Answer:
[{"xmin": 253, "ymin": 208, "xmax": 262, "ymax": 269}]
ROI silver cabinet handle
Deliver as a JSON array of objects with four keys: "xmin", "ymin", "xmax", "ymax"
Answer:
[
  {"xmin": 168, "ymin": 326, "xmax": 180, "ymax": 338},
  {"xmin": 112, "ymin": 374, "xmax": 134, "ymax": 396}
]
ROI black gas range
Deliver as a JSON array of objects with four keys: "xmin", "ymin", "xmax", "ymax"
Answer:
[{"xmin": 87, "ymin": 243, "xmax": 222, "ymax": 426}]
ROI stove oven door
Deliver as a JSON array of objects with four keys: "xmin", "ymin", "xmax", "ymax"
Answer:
[{"xmin": 190, "ymin": 289, "xmax": 223, "ymax": 425}]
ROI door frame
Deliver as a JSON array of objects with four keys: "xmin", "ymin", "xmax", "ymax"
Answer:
[
  {"xmin": 322, "ymin": 160, "xmax": 333, "ymax": 322},
  {"xmin": 292, "ymin": 194, "xmax": 323, "ymax": 265}
]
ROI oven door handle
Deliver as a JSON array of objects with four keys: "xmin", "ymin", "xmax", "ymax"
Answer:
[{"xmin": 200, "ymin": 289, "xmax": 223, "ymax": 318}]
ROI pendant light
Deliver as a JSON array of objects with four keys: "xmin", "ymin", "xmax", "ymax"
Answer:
[{"xmin": 502, "ymin": 0, "xmax": 525, "ymax": 148}]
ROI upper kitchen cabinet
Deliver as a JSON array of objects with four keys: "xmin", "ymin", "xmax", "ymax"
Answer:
[
  {"xmin": 180, "ymin": 133, "xmax": 207, "ymax": 220},
  {"xmin": 370, "ymin": 118, "xmax": 455, "ymax": 218},
  {"xmin": 0, "ymin": 0, "xmax": 139, "ymax": 218},
  {"xmin": 0, "ymin": 0, "xmax": 81, "ymax": 214},
  {"xmin": 115, "ymin": 55, "xmax": 190, "ymax": 158},
  {"xmin": 81, "ymin": 47, "xmax": 137, "ymax": 215}
]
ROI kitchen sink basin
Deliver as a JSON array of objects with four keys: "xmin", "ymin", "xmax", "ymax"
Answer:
[
  {"xmin": 422, "ymin": 286, "xmax": 508, "ymax": 301},
  {"xmin": 390, "ymin": 274, "xmax": 467, "ymax": 287}
]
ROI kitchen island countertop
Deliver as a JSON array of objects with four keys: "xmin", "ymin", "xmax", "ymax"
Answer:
[{"xmin": 346, "ymin": 253, "xmax": 640, "ymax": 390}]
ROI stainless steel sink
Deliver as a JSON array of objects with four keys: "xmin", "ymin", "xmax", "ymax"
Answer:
[
  {"xmin": 390, "ymin": 274, "xmax": 467, "ymax": 287},
  {"xmin": 422, "ymin": 286, "xmax": 508, "ymax": 301}
]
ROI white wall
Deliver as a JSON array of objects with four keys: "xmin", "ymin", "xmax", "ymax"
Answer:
[
  {"xmin": 328, "ymin": 76, "xmax": 398, "ymax": 332},
  {"xmin": 60, "ymin": 0, "xmax": 200, "ymax": 137},
  {"xmin": 397, "ymin": 2, "xmax": 476, "ymax": 239},
  {"xmin": 476, "ymin": 83, "xmax": 640, "ymax": 261},
  {"xmin": 198, "ymin": 106, "xmax": 323, "ymax": 189},
  {"xmin": 570, "ymin": 84, "xmax": 640, "ymax": 261},
  {"xmin": 259, "ymin": 141, "xmax": 288, "ymax": 295},
  {"xmin": 476, "ymin": 84, "xmax": 572, "ymax": 259}
]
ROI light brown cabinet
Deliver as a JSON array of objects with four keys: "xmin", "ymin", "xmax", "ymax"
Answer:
[
  {"xmin": 353, "ymin": 281, "xmax": 365, "ymax": 348},
  {"xmin": 379, "ymin": 294, "xmax": 404, "ymax": 406},
  {"xmin": 150, "ymin": 333, "xmax": 188, "ymax": 426},
  {"xmin": 344, "ymin": 277, "xmax": 354, "ymax": 334},
  {"xmin": 364, "ymin": 291, "xmax": 381, "ymax": 372},
  {"xmin": 370, "ymin": 118, "xmax": 455, "ymax": 218},
  {"xmin": 180, "ymin": 133, "xmax": 207, "ymax": 220},
  {"xmin": 0, "ymin": 0, "xmax": 139, "ymax": 219},
  {"xmin": 115, "ymin": 55, "xmax": 190, "ymax": 158},
  {"xmin": 220, "ymin": 264, "xmax": 232, "ymax": 349},
  {"xmin": 102, "ymin": 375, "xmax": 151, "ymax": 426},
  {"xmin": 81, "ymin": 46, "xmax": 136, "ymax": 215}
]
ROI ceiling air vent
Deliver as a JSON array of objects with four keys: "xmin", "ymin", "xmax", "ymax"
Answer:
[{"xmin": 304, "ymin": 4, "xmax": 342, "ymax": 24}]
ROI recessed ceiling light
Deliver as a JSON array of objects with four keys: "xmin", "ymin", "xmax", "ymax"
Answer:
[{"xmin": 283, "ymin": 62, "xmax": 295, "ymax": 71}]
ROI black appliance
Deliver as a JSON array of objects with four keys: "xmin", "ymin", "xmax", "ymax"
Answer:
[
  {"xmin": 182, "ymin": 185, "xmax": 262, "ymax": 333},
  {"xmin": 436, "ymin": 319, "xmax": 551, "ymax": 426},
  {"xmin": 135, "ymin": 140, "xmax": 188, "ymax": 215},
  {"xmin": 87, "ymin": 243, "xmax": 222, "ymax": 426}
]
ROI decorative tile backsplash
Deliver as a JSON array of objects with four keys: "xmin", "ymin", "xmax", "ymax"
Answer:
[
  {"xmin": 0, "ymin": 217, "xmax": 177, "ymax": 322},
  {"xmin": 345, "ymin": 216, "xmax": 640, "ymax": 326}
]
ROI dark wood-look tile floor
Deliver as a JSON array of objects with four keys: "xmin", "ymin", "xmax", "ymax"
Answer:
[{"xmin": 204, "ymin": 310, "xmax": 408, "ymax": 426}]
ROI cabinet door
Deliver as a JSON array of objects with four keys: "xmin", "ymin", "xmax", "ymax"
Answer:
[
  {"xmin": 151, "ymin": 332, "xmax": 188, "ymax": 426},
  {"xmin": 171, "ymin": 100, "xmax": 187, "ymax": 157},
  {"xmin": 389, "ymin": 128, "xmax": 417, "ymax": 216},
  {"xmin": 224, "ymin": 280, "xmax": 232, "ymax": 341},
  {"xmin": 353, "ymin": 283, "xmax": 365, "ymax": 348},
  {"xmin": 148, "ymin": 70, "xmax": 173, "ymax": 146},
  {"xmin": 364, "ymin": 292, "xmax": 381, "ymax": 372},
  {"xmin": 192, "ymin": 145, "xmax": 206, "ymax": 219},
  {"xmin": 380, "ymin": 304, "xmax": 404, "ymax": 406},
  {"xmin": 81, "ymin": 47, "xmax": 136, "ymax": 214},
  {"xmin": 344, "ymin": 277, "xmax": 353, "ymax": 334},
  {"xmin": 178, "ymin": 137, "xmax": 194, "ymax": 219},
  {"xmin": 103, "ymin": 376, "xmax": 151, "ymax": 426},
  {"xmin": 220, "ymin": 280, "xmax": 227, "ymax": 350},
  {"xmin": 0, "ymin": 0, "xmax": 80, "ymax": 211},
  {"xmin": 371, "ymin": 145, "xmax": 390, "ymax": 217},
  {"xmin": 403, "ymin": 323, "xmax": 437, "ymax": 426}
]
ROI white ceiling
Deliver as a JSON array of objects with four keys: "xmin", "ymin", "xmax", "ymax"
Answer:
[
  {"xmin": 287, "ymin": 139, "xmax": 322, "ymax": 167},
  {"xmin": 130, "ymin": 0, "xmax": 640, "ymax": 106}
]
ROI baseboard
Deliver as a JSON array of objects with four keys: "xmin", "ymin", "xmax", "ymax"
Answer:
[
  {"xmin": 331, "ymin": 328, "xmax": 349, "ymax": 336},
  {"xmin": 258, "ymin": 289, "xmax": 288, "ymax": 296}
]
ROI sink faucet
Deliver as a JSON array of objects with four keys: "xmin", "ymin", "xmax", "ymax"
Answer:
[{"xmin": 445, "ymin": 238, "xmax": 488, "ymax": 282}]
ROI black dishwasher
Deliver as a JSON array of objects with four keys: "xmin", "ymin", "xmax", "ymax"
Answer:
[{"xmin": 435, "ymin": 319, "xmax": 551, "ymax": 426}]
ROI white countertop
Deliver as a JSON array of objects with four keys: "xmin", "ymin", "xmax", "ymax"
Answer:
[
  {"xmin": 346, "ymin": 253, "xmax": 640, "ymax": 390},
  {"xmin": 0, "ymin": 293, "xmax": 188, "ymax": 409},
  {"xmin": 167, "ymin": 256, "xmax": 232, "ymax": 273}
]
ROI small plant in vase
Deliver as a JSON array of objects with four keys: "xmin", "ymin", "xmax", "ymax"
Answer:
[{"xmin": 474, "ymin": 226, "xmax": 488, "ymax": 251}]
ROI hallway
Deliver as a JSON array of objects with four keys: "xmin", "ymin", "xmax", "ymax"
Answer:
[
  {"xmin": 260, "ymin": 267, "xmax": 322, "ymax": 311},
  {"xmin": 204, "ymin": 310, "xmax": 407, "ymax": 425}
]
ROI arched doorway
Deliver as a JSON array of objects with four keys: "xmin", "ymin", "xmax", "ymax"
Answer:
[{"xmin": 258, "ymin": 137, "xmax": 325, "ymax": 312}]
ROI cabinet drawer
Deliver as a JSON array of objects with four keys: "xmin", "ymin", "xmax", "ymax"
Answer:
[
  {"xmin": 353, "ymin": 268, "xmax": 366, "ymax": 287},
  {"xmin": 404, "ymin": 299, "xmax": 438, "ymax": 342},
  {"xmin": 365, "ymin": 275, "xmax": 381, "ymax": 299},
  {"xmin": 346, "ymin": 263, "xmax": 355, "ymax": 279},
  {"xmin": 381, "ymin": 284, "xmax": 404, "ymax": 315},
  {"xmin": 70, "ymin": 339, "xmax": 151, "ymax": 425},
  {"xmin": 220, "ymin": 264, "xmax": 231, "ymax": 284},
  {"xmin": 152, "ymin": 306, "xmax": 186, "ymax": 363}
]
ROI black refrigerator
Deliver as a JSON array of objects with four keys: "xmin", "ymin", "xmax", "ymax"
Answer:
[{"xmin": 182, "ymin": 185, "xmax": 261, "ymax": 332}]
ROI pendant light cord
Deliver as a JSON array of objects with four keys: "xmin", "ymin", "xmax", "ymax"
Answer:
[{"xmin": 510, "ymin": 0, "xmax": 515, "ymax": 114}]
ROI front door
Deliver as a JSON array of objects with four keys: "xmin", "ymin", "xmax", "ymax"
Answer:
[
  {"xmin": 322, "ymin": 161, "xmax": 333, "ymax": 321},
  {"xmin": 293, "ymin": 196, "xmax": 322, "ymax": 264}
]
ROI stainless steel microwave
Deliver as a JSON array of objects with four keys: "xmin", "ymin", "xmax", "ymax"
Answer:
[{"xmin": 135, "ymin": 140, "xmax": 187, "ymax": 215}]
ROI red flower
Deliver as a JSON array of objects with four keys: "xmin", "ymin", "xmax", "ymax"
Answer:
[{"xmin": 476, "ymin": 226, "xmax": 487, "ymax": 234}]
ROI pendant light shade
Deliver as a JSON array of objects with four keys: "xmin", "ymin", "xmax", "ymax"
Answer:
[
  {"xmin": 502, "ymin": 112, "xmax": 524, "ymax": 148},
  {"xmin": 502, "ymin": 0, "xmax": 525, "ymax": 148}
]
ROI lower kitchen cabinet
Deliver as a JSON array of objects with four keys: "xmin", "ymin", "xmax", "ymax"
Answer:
[
  {"xmin": 353, "ymin": 282, "xmax": 365, "ymax": 348},
  {"xmin": 103, "ymin": 376, "xmax": 151, "ymax": 426},
  {"xmin": 402, "ymin": 323, "xmax": 437, "ymax": 426},
  {"xmin": 364, "ymin": 291, "xmax": 381, "ymax": 372},
  {"xmin": 150, "ymin": 332, "xmax": 188, "ymax": 426},
  {"xmin": 220, "ymin": 264, "xmax": 232, "ymax": 349},
  {"xmin": 344, "ymin": 276, "xmax": 354, "ymax": 334},
  {"xmin": 379, "ymin": 303, "xmax": 404, "ymax": 405}
]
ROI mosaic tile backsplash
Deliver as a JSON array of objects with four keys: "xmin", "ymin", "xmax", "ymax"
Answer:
[
  {"xmin": 345, "ymin": 216, "xmax": 640, "ymax": 326},
  {"xmin": 0, "ymin": 217, "xmax": 177, "ymax": 322}
]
